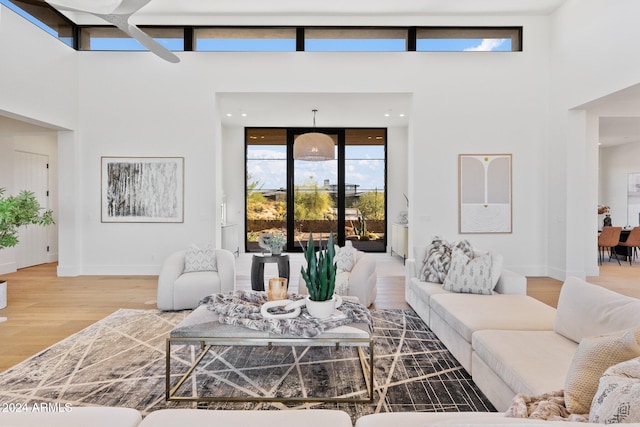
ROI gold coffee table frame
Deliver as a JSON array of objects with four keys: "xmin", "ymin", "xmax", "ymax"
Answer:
[{"xmin": 165, "ymin": 334, "xmax": 374, "ymax": 403}]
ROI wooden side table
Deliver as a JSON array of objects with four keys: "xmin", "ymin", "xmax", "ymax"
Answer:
[{"xmin": 250, "ymin": 254, "xmax": 290, "ymax": 291}]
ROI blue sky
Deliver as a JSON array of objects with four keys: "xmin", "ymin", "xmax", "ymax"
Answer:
[{"xmin": 248, "ymin": 145, "xmax": 385, "ymax": 192}]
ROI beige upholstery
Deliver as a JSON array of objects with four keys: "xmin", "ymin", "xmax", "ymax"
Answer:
[
  {"xmin": 157, "ymin": 249, "xmax": 236, "ymax": 311},
  {"xmin": 472, "ymin": 277, "xmax": 640, "ymax": 411},
  {"xmin": 354, "ymin": 411, "xmax": 640, "ymax": 427},
  {"xmin": 299, "ymin": 249, "xmax": 377, "ymax": 307},
  {"xmin": 0, "ymin": 407, "xmax": 141, "ymax": 427},
  {"xmin": 139, "ymin": 409, "xmax": 352, "ymax": 427}
]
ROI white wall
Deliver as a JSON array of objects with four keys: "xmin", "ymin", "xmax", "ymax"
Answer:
[
  {"xmin": 0, "ymin": 6, "xmax": 72, "ymax": 274},
  {"xmin": 0, "ymin": 6, "xmax": 77, "ymax": 129},
  {"xmin": 548, "ymin": 0, "xmax": 640, "ymax": 279}
]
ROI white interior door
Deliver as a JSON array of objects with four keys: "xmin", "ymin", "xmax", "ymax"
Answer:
[{"xmin": 14, "ymin": 151, "xmax": 50, "ymax": 269}]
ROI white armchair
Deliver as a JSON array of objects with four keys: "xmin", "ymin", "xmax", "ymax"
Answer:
[
  {"xmin": 298, "ymin": 247, "xmax": 377, "ymax": 307},
  {"xmin": 157, "ymin": 248, "xmax": 236, "ymax": 311}
]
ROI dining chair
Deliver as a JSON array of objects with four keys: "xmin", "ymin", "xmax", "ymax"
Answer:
[
  {"xmin": 597, "ymin": 226, "xmax": 622, "ymax": 265},
  {"xmin": 618, "ymin": 226, "xmax": 640, "ymax": 265}
]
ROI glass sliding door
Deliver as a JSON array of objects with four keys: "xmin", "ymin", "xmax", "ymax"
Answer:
[
  {"xmin": 245, "ymin": 128, "xmax": 288, "ymax": 252},
  {"xmin": 345, "ymin": 129, "xmax": 386, "ymax": 251},
  {"xmin": 245, "ymin": 127, "xmax": 386, "ymax": 253},
  {"xmin": 291, "ymin": 130, "xmax": 339, "ymax": 250}
]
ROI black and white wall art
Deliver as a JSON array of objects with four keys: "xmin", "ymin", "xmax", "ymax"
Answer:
[
  {"xmin": 101, "ymin": 157, "xmax": 184, "ymax": 223},
  {"xmin": 459, "ymin": 154, "xmax": 512, "ymax": 234}
]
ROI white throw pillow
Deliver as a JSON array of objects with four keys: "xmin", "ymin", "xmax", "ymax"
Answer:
[
  {"xmin": 335, "ymin": 241, "xmax": 357, "ymax": 273},
  {"xmin": 184, "ymin": 244, "xmax": 217, "ymax": 272},
  {"xmin": 442, "ymin": 248, "xmax": 494, "ymax": 295},
  {"xmin": 334, "ymin": 271, "xmax": 350, "ymax": 296},
  {"xmin": 590, "ymin": 357, "xmax": 640, "ymax": 423}
]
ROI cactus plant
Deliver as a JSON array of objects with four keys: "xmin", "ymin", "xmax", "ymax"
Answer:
[{"xmin": 300, "ymin": 233, "xmax": 337, "ymax": 301}]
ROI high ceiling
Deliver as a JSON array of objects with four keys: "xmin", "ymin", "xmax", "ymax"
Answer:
[
  {"xmin": 16, "ymin": 0, "xmax": 640, "ymax": 147},
  {"xmin": 44, "ymin": 0, "xmax": 569, "ymax": 25}
]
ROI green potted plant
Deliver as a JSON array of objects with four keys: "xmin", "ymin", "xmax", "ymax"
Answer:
[
  {"xmin": 299, "ymin": 233, "xmax": 341, "ymax": 318},
  {"xmin": 0, "ymin": 188, "xmax": 55, "ymax": 309}
]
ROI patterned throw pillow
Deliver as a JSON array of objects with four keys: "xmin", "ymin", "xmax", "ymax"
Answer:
[
  {"xmin": 334, "ymin": 271, "xmax": 350, "ymax": 296},
  {"xmin": 419, "ymin": 236, "xmax": 473, "ymax": 284},
  {"xmin": 184, "ymin": 244, "xmax": 217, "ymax": 272},
  {"xmin": 590, "ymin": 357, "xmax": 640, "ymax": 423},
  {"xmin": 335, "ymin": 241, "xmax": 357, "ymax": 273},
  {"xmin": 442, "ymin": 249, "xmax": 494, "ymax": 295},
  {"xmin": 565, "ymin": 327, "xmax": 640, "ymax": 415}
]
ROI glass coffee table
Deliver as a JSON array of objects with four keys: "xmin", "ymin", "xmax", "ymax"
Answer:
[{"xmin": 165, "ymin": 303, "xmax": 374, "ymax": 403}]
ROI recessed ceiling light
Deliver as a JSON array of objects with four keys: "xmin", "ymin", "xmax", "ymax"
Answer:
[
  {"xmin": 241, "ymin": 113, "xmax": 247, "ymax": 117},
  {"xmin": 226, "ymin": 113, "xmax": 232, "ymax": 117},
  {"xmin": 384, "ymin": 113, "xmax": 390, "ymax": 117},
  {"xmin": 399, "ymin": 113, "xmax": 405, "ymax": 117}
]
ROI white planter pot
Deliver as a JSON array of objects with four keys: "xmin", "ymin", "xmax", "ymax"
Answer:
[
  {"xmin": 0, "ymin": 281, "xmax": 6, "ymax": 309},
  {"xmin": 305, "ymin": 294, "xmax": 342, "ymax": 319}
]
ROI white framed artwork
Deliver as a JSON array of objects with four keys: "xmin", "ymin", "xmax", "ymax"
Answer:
[
  {"xmin": 459, "ymin": 154, "xmax": 512, "ymax": 234},
  {"xmin": 101, "ymin": 156, "xmax": 184, "ymax": 223}
]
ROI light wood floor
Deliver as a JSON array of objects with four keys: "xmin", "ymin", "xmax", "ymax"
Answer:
[{"xmin": 0, "ymin": 253, "xmax": 638, "ymax": 373}]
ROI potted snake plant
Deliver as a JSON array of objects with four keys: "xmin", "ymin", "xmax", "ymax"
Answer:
[
  {"xmin": 299, "ymin": 233, "xmax": 341, "ymax": 318},
  {"xmin": 0, "ymin": 188, "xmax": 54, "ymax": 309}
]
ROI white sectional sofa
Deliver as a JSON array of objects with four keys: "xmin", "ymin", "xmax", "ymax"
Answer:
[
  {"xmin": 406, "ymin": 245, "xmax": 557, "ymax": 373},
  {"xmin": 472, "ymin": 276, "xmax": 640, "ymax": 411},
  {"xmin": 406, "ymin": 244, "xmax": 640, "ymax": 415}
]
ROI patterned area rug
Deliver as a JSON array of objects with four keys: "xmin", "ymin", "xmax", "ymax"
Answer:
[{"xmin": 0, "ymin": 308, "xmax": 495, "ymax": 421}]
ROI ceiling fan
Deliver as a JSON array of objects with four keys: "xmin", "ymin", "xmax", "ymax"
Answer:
[{"xmin": 45, "ymin": 0, "xmax": 180, "ymax": 63}]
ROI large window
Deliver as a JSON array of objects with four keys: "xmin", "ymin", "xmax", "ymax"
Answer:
[
  {"xmin": 305, "ymin": 28, "xmax": 407, "ymax": 52},
  {"xmin": 80, "ymin": 27, "xmax": 184, "ymax": 51},
  {"xmin": 416, "ymin": 27, "xmax": 522, "ymax": 52},
  {"xmin": 246, "ymin": 128, "xmax": 386, "ymax": 252},
  {"xmin": 1, "ymin": 1, "xmax": 523, "ymax": 54},
  {"xmin": 195, "ymin": 28, "xmax": 296, "ymax": 51}
]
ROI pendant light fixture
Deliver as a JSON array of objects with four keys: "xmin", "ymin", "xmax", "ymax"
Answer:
[{"xmin": 293, "ymin": 109, "xmax": 335, "ymax": 161}]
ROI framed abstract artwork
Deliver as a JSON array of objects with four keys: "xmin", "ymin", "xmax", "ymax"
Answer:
[
  {"xmin": 101, "ymin": 157, "xmax": 184, "ymax": 223},
  {"xmin": 458, "ymin": 154, "xmax": 512, "ymax": 234}
]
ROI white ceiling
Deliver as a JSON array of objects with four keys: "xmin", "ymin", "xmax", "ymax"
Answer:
[
  {"xmin": 217, "ymin": 93, "xmax": 412, "ymax": 128},
  {"xmin": 51, "ymin": 0, "xmax": 569, "ymax": 25},
  {"xmin": 600, "ymin": 117, "xmax": 640, "ymax": 147}
]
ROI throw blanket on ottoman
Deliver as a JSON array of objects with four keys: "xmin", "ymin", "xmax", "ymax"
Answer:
[
  {"xmin": 200, "ymin": 290, "xmax": 373, "ymax": 338},
  {"xmin": 505, "ymin": 390, "xmax": 588, "ymax": 422}
]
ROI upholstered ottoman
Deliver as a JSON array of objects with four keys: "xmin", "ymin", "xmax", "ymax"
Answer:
[
  {"xmin": 428, "ymin": 293, "xmax": 557, "ymax": 373},
  {"xmin": 138, "ymin": 409, "xmax": 353, "ymax": 427},
  {"xmin": 0, "ymin": 406, "xmax": 142, "ymax": 427}
]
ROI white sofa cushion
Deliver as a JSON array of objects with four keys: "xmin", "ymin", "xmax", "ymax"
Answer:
[
  {"xmin": 473, "ymin": 330, "xmax": 578, "ymax": 397},
  {"xmin": 0, "ymin": 407, "xmax": 141, "ymax": 427},
  {"xmin": 554, "ymin": 277, "xmax": 640, "ymax": 344},
  {"xmin": 354, "ymin": 412, "xmax": 610, "ymax": 427},
  {"xmin": 140, "ymin": 409, "xmax": 352, "ymax": 427},
  {"xmin": 430, "ymin": 294, "xmax": 556, "ymax": 342}
]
